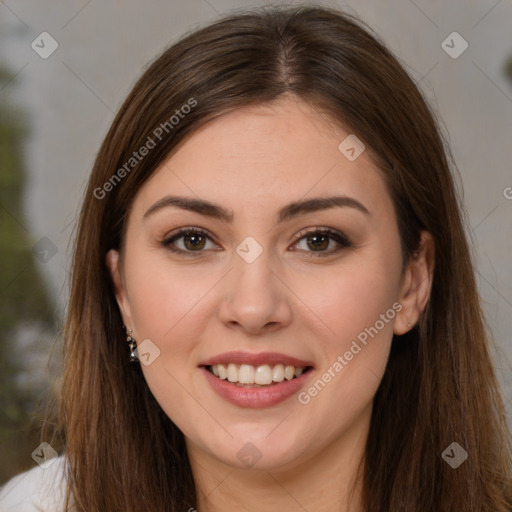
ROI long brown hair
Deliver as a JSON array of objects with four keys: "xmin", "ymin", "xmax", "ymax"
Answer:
[{"xmin": 53, "ymin": 5, "xmax": 512, "ymax": 511}]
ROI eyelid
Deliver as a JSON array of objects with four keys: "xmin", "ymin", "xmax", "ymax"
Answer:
[
  {"xmin": 163, "ymin": 226, "xmax": 213, "ymax": 241},
  {"xmin": 295, "ymin": 226, "xmax": 351, "ymax": 246}
]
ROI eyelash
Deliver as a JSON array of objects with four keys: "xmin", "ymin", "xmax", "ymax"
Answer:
[{"xmin": 160, "ymin": 226, "xmax": 352, "ymax": 258}]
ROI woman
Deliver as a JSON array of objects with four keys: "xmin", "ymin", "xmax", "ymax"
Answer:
[{"xmin": 0, "ymin": 4, "xmax": 510, "ymax": 511}]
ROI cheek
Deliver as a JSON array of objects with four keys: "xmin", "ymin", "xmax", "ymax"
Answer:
[
  {"xmin": 300, "ymin": 258, "xmax": 401, "ymax": 347},
  {"xmin": 124, "ymin": 247, "xmax": 213, "ymax": 340},
  {"xmin": 294, "ymin": 250, "xmax": 401, "ymax": 412},
  {"xmin": 123, "ymin": 253, "xmax": 213, "ymax": 428},
  {"xmin": 295, "ymin": 270, "xmax": 397, "ymax": 433}
]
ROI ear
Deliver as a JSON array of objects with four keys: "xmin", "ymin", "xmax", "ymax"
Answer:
[
  {"xmin": 106, "ymin": 249, "xmax": 134, "ymax": 330},
  {"xmin": 394, "ymin": 231, "xmax": 435, "ymax": 335}
]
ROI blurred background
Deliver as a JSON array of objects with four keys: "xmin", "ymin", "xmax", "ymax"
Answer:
[{"xmin": 0, "ymin": 0, "xmax": 511, "ymax": 484}]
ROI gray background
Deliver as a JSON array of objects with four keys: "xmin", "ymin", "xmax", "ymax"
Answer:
[{"xmin": 0, "ymin": 0, "xmax": 511, "ymax": 441}]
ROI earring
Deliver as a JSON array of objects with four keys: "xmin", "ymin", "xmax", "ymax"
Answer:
[
  {"xmin": 126, "ymin": 327, "xmax": 139, "ymax": 362},
  {"xmin": 407, "ymin": 322, "xmax": 413, "ymax": 328}
]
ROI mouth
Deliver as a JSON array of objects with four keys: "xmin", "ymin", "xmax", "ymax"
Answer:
[
  {"xmin": 203, "ymin": 363, "xmax": 315, "ymax": 388},
  {"xmin": 198, "ymin": 351, "xmax": 315, "ymax": 407},
  {"xmin": 200, "ymin": 363, "xmax": 315, "ymax": 408}
]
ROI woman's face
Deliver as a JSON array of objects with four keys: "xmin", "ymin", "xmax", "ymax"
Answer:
[{"xmin": 108, "ymin": 95, "xmax": 432, "ymax": 473}]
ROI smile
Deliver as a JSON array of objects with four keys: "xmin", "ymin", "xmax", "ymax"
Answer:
[
  {"xmin": 207, "ymin": 363, "xmax": 312, "ymax": 386},
  {"xmin": 200, "ymin": 365, "xmax": 314, "ymax": 408}
]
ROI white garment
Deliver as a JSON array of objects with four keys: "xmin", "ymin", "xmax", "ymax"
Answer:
[{"xmin": 0, "ymin": 455, "xmax": 67, "ymax": 511}]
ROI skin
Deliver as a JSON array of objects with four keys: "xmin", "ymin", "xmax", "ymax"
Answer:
[{"xmin": 107, "ymin": 94, "xmax": 434, "ymax": 512}]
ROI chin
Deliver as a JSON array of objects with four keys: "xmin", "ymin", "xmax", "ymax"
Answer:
[{"xmin": 204, "ymin": 425, "xmax": 310, "ymax": 471}]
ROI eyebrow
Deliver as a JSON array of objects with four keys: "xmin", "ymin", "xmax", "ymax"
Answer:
[{"xmin": 143, "ymin": 194, "xmax": 370, "ymax": 223}]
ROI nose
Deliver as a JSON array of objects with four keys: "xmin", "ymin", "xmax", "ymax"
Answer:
[{"xmin": 217, "ymin": 247, "xmax": 293, "ymax": 336}]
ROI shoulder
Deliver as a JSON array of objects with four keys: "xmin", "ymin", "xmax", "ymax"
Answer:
[{"xmin": 0, "ymin": 455, "xmax": 68, "ymax": 512}]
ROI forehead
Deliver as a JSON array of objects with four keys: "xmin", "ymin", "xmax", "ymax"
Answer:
[{"xmin": 133, "ymin": 97, "xmax": 390, "ymax": 222}]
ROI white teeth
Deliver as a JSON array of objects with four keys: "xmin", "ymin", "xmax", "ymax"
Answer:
[
  {"xmin": 226, "ymin": 363, "xmax": 238, "ymax": 383},
  {"xmin": 284, "ymin": 365, "xmax": 295, "ymax": 380},
  {"xmin": 238, "ymin": 364, "xmax": 255, "ymax": 384},
  {"xmin": 208, "ymin": 363, "xmax": 308, "ymax": 385},
  {"xmin": 254, "ymin": 364, "xmax": 272, "ymax": 385},
  {"xmin": 217, "ymin": 363, "xmax": 227, "ymax": 380},
  {"xmin": 272, "ymin": 364, "xmax": 285, "ymax": 382}
]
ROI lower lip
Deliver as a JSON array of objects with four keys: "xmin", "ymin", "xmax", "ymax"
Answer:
[{"xmin": 200, "ymin": 367, "xmax": 314, "ymax": 408}]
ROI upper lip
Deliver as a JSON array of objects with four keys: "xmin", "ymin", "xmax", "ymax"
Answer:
[{"xmin": 199, "ymin": 351, "xmax": 314, "ymax": 368}]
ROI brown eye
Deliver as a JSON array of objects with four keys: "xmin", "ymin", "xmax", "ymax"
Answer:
[
  {"xmin": 161, "ymin": 228, "xmax": 217, "ymax": 255},
  {"xmin": 305, "ymin": 233, "xmax": 330, "ymax": 251},
  {"xmin": 182, "ymin": 232, "xmax": 207, "ymax": 251},
  {"xmin": 292, "ymin": 228, "xmax": 351, "ymax": 257}
]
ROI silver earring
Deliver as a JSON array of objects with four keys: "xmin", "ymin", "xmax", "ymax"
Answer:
[
  {"xmin": 407, "ymin": 322, "xmax": 413, "ymax": 328},
  {"xmin": 126, "ymin": 327, "xmax": 139, "ymax": 362}
]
